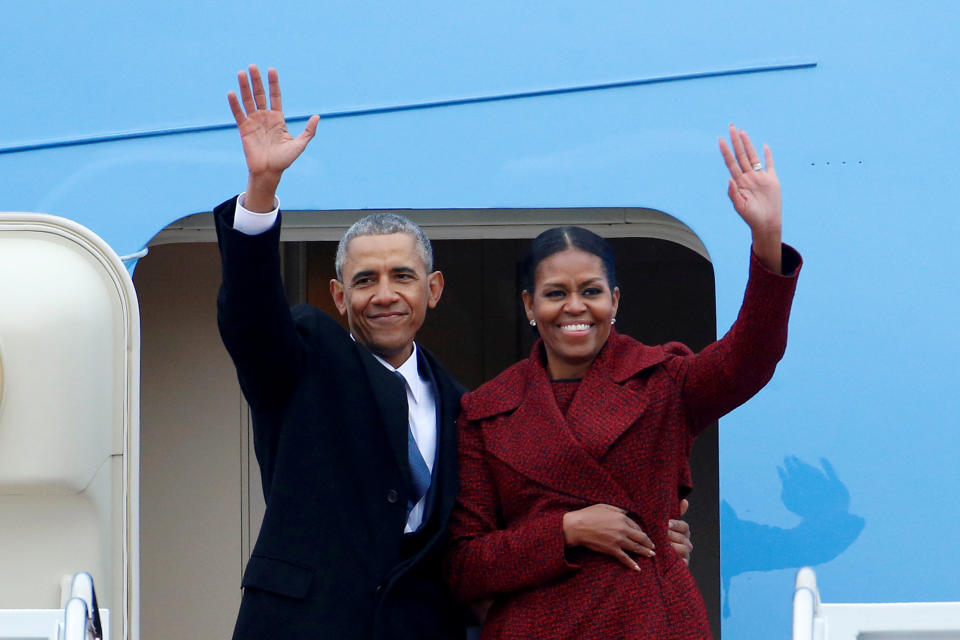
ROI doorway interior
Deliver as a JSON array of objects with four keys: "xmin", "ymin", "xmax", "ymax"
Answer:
[{"xmin": 135, "ymin": 208, "xmax": 722, "ymax": 639}]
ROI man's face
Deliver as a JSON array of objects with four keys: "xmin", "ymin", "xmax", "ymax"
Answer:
[{"xmin": 330, "ymin": 233, "xmax": 444, "ymax": 368}]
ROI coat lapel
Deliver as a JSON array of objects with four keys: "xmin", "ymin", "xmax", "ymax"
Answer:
[
  {"xmin": 565, "ymin": 334, "xmax": 655, "ymax": 460},
  {"xmin": 356, "ymin": 343, "xmax": 410, "ymax": 488},
  {"xmin": 476, "ymin": 332, "xmax": 673, "ymax": 518},
  {"xmin": 483, "ymin": 355, "xmax": 639, "ymax": 512}
]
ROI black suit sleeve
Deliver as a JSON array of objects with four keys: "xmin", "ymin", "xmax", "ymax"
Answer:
[{"xmin": 214, "ymin": 196, "xmax": 305, "ymax": 411}]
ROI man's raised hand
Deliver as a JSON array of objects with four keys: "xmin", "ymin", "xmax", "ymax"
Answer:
[{"xmin": 227, "ymin": 65, "xmax": 320, "ymax": 212}]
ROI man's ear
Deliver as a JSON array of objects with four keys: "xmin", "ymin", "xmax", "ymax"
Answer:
[
  {"xmin": 426, "ymin": 270, "xmax": 444, "ymax": 309},
  {"xmin": 330, "ymin": 279, "xmax": 347, "ymax": 316}
]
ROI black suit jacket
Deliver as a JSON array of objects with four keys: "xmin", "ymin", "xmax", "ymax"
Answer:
[{"xmin": 214, "ymin": 197, "xmax": 466, "ymax": 640}]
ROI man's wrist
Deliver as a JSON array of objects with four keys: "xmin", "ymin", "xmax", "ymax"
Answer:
[{"xmin": 244, "ymin": 172, "xmax": 282, "ymax": 213}]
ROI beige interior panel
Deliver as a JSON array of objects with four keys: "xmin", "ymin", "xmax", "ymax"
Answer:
[{"xmin": 135, "ymin": 242, "xmax": 249, "ymax": 640}]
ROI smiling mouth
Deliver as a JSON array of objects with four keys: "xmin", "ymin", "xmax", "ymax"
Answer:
[{"xmin": 559, "ymin": 323, "xmax": 592, "ymax": 333}]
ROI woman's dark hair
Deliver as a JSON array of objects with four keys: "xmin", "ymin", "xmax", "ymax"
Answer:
[{"xmin": 520, "ymin": 226, "xmax": 617, "ymax": 293}]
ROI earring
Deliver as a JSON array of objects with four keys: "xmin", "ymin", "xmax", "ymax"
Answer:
[
  {"xmin": 610, "ymin": 318, "xmax": 617, "ymax": 325},
  {"xmin": 529, "ymin": 319, "xmax": 537, "ymax": 327}
]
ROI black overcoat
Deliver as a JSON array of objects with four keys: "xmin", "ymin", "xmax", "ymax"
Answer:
[{"xmin": 214, "ymin": 197, "xmax": 466, "ymax": 640}]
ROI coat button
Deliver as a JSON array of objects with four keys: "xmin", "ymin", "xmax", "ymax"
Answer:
[
  {"xmin": 386, "ymin": 489, "xmax": 399, "ymax": 504},
  {"xmin": 376, "ymin": 583, "xmax": 385, "ymax": 594}
]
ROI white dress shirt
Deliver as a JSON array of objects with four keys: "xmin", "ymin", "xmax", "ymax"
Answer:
[{"xmin": 232, "ymin": 194, "xmax": 439, "ymax": 533}]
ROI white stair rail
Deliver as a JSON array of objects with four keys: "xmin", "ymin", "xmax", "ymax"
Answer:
[
  {"xmin": 792, "ymin": 567, "xmax": 823, "ymax": 640},
  {"xmin": 792, "ymin": 567, "xmax": 960, "ymax": 639},
  {"xmin": 61, "ymin": 598, "xmax": 89, "ymax": 640},
  {"xmin": 63, "ymin": 573, "xmax": 103, "ymax": 640},
  {"xmin": 0, "ymin": 572, "xmax": 107, "ymax": 640}
]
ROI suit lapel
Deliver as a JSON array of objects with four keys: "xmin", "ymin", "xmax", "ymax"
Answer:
[
  {"xmin": 355, "ymin": 343, "xmax": 410, "ymax": 488},
  {"xmin": 418, "ymin": 346, "xmax": 462, "ymax": 527}
]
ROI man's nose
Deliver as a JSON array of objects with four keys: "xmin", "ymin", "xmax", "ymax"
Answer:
[{"xmin": 371, "ymin": 279, "xmax": 400, "ymax": 304}]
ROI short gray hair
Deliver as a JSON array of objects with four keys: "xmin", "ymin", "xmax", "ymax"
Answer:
[{"xmin": 335, "ymin": 213, "xmax": 434, "ymax": 280}]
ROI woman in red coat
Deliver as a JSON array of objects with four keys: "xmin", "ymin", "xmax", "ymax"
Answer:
[{"xmin": 444, "ymin": 126, "xmax": 802, "ymax": 639}]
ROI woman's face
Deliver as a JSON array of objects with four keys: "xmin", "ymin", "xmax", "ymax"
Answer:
[{"xmin": 522, "ymin": 247, "xmax": 620, "ymax": 380}]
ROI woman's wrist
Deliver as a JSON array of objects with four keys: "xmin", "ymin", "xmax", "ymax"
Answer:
[
  {"xmin": 562, "ymin": 511, "xmax": 580, "ymax": 547},
  {"xmin": 751, "ymin": 229, "xmax": 783, "ymax": 274}
]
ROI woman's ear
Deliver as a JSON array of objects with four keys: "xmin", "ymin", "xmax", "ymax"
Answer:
[{"xmin": 521, "ymin": 289, "xmax": 535, "ymax": 324}]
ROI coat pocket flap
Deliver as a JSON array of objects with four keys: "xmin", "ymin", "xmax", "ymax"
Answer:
[{"xmin": 241, "ymin": 554, "xmax": 314, "ymax": 599}]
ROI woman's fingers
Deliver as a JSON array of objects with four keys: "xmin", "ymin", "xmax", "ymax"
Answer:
[
  {"xmin": 718, "ymin": 137, "xmax": 741, "ymax": 178},
  {"xmin": 624, "ymin": 521, "xmax": 655, "ymax": 553},
  {"xmin": 764, "ymin": 143, "xmax": 775, "ymax": 172},
  {"xmin": 614, "ymin": 549, "xmax": 642, "ymax": 572},
  {"xmin": 739, "ymin": 128, "xmax": 762, "ymax": 170},
  {"xmin": 564, "ymin": 504, "xmax": 663, "ymax": 567},
  {"xmin": 729, "ymin": 123, "xmax": 753, "ymax": 173}
]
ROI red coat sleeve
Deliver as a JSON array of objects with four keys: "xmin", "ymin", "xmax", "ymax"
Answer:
[
  {"xmin": 443, "ymin": 416, "xmax": 579, "ymax": 602},
  {"xmin": 670, "ymin": 243, "xmax": 802, "ymax": 434}
]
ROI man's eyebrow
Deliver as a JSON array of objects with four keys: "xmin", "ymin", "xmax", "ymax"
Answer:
[
  {"xmin": 350, "ymin": 270, "xmax": 377, "ymax": 283},
  {"xmin": 390, "ymin": 266, "xmax": 418, "ymax": 276}
]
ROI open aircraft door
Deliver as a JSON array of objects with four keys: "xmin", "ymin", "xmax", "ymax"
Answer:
[{"xmin": 0, "ymin": 214, "xmax": 140, "ymax": 640}]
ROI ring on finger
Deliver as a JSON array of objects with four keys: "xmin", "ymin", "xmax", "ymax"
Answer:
[{"xmin": 751, "ymin": 162, "xmax": 762, "ymax": 171}]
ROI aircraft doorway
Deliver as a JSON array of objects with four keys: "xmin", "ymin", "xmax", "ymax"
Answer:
[{"xmin": 136, "ymin": 210, "xmax": 722, "ymax": 639}]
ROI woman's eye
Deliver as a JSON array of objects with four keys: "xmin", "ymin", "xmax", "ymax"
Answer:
[
  {"xmin": 544, "ymin": 290, "xmax": 564, "ymax": 298},
  {"xmin": 583, "ymin": 287, "xmax": 602, "ymax": 296}
]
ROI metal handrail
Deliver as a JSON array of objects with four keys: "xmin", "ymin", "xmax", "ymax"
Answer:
[
  {"xmin": 60, "ymin": 573, "xmax": 103, "ymax": 640},
  {"xmin": 792, "ymin": 567, "xmax": 822, "ymax": 640}
]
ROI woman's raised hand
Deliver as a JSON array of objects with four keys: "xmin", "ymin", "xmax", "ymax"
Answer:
[
  {"xmin": 227, "ymin": 65, "xmax": 320, "ymax": 212},
  {"xmin": 562, "ymin": 504, "xmax": 655, "ymax": 571},
  {"xmin": 718, "ymin": 124, "xmax": 783, "ymax": 273}
]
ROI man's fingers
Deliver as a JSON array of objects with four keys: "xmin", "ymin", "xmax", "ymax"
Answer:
[
  {"xmin": 668, "ymin": 518, "xmax": 690, "ymax": 536},
  {"xmin": 267, "ymin": 67, "xmax": 283, "ymax": 112},
  {"xmin": 237, "ymin": 70, "xmax": 256, "ymax": 114},
  {"xmin": 249, "ymin": 65, "xmax": 268, "ymax": 109},
  {"xmin": 298, "ymin": 115, "xmax": 320, "ymax": 143},
  {"xmin": 227, "ymin": 91, "xmax": 246, "ymax": 126}
]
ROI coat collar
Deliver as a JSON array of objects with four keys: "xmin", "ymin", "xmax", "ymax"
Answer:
[
  {"xmin": 462, "ymin": 331, "xmax": 672, "ymax": 518},
  {"xmin": 462, "ymin": 330, "xmax": 670, "ymax": 420}
]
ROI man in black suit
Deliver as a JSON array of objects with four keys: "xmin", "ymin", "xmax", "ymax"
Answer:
[
  {"xmin": 216, "ymin": 65, "xmax": 466, "ymax": 639},
  {"xmin": 215, "ymin": 65, "xmax": 693, "ymax": 640}
]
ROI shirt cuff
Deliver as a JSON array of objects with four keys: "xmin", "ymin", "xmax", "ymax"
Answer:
[{"xmin": 233, "ymin": 192, "xmax": 280, "ymax": 235}]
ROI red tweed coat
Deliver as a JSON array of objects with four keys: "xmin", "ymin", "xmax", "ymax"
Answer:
[{"xmin": 444, "ymin": 246, "xmax": 801, "ymax": 639}]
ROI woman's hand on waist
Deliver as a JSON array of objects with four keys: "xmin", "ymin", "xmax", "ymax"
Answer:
[{"xmin": 562, "ymin": 504, "xmax": 654, "ymax": 572}]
